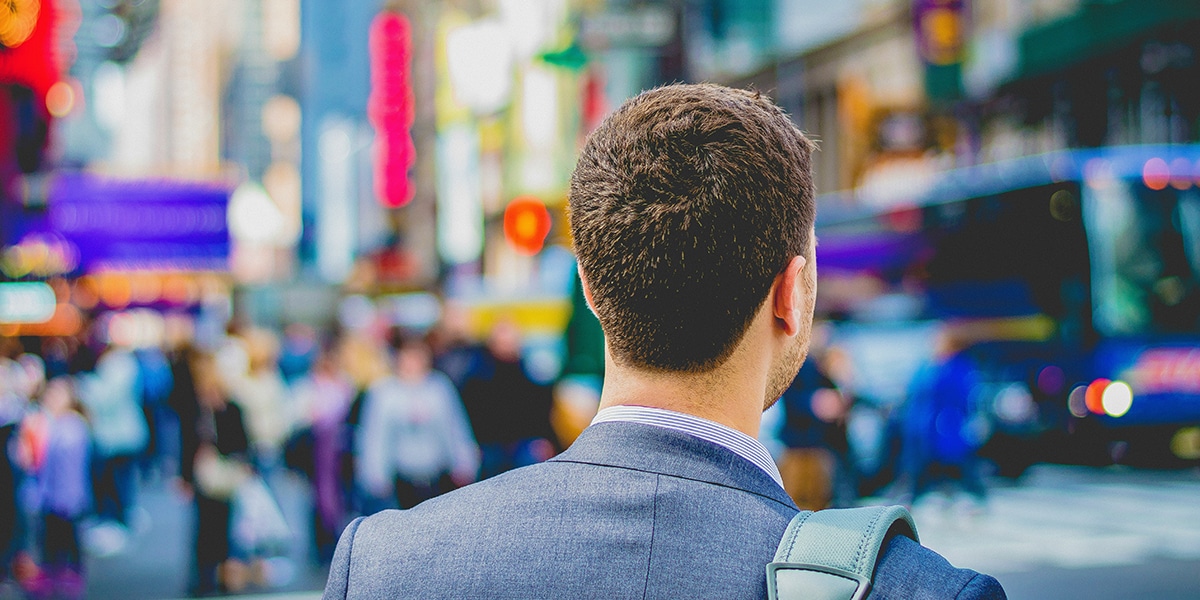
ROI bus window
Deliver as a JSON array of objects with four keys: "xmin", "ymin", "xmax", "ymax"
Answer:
[
  {"xmin": 921, "ymin": 184, "xmax": 1090, "ymax": 333},
  {"xmin": 1084, "ymin": 183, "xmax": 1200, "ymax": 336}
]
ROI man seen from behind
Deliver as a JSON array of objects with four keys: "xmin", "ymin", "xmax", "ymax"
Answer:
[{"xmin": 323, "ymin": 83, "xmax": 1005, "ymax": 599}]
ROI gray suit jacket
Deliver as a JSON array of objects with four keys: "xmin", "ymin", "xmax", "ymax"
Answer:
[{"xmin": 323, "ymin": 421, "xmax": 1005, "ymax": 599}]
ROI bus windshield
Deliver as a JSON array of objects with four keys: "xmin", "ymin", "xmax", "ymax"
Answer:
[{"xmin": 1084, "ymin": 182, "xmax": 1200, "ymax": 337}]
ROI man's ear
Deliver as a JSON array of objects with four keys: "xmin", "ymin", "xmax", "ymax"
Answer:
[
  {"xmin": 772, "ymin": 255, "xmax": 808, "ymax": 336},
  {"xmin": 579, "ymin": 274, "xmax": 598, "ymax": 316}
]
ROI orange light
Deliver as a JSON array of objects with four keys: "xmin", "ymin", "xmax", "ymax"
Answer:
[
  {"xmin": 45, "ymin": 80, "xmax": 75, "ymax": 118},
  {"xmin": 1143, "ymin": 158, "xmax": 1170, "ymax": 190},
  {"xmin": 1085, "ymin": 378, "xmax": 1110, "ymax": 415},
  {"xmin": 162, "ymin": 275, "xmax": 198, "ymax": 305},
  {"xmin": 98, "ymin": 275, "xmax": 132, "ymax": 309},
  {"xmin": 0, "ymin": 0, "xmax": 41, "ymax": 48},
  {"xmin": 11, "ymin": 303, "xmax": 83, "ymax": 337},
  {"xmin": 503, "ymin": 196, "xmax": 552, "ymax": 256},
  {"xmin": 72, "ymin": 277, "xmax": 99, "ymax": 310},
  {"xmin": 129, "ymin": 274, "xmax": 162, "ymax": 304}
]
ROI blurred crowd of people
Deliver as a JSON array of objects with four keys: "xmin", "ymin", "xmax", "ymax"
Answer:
[
  {"xmin": 2, "ymin": 330, "xmax": 154, "ymax": 600},
  {"xmin": 762, "ymin": 324, "xmax": 991, "ymax": 515},
  {"xmin": 0, "ymin": 308, "xmax": 558, "ymax": 598},
  {"xmin": 1, "ymin": 306, "xmax": 995, "ymax": 598}
]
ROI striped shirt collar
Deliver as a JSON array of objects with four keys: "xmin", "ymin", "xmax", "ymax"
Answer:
[{"xmin": 590, "ymin": 405, "xmax": 785, "ymax": 490}]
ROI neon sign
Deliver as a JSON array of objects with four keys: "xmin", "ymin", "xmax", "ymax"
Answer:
[{"xmin": 368, "ymin": 11, "xmax": 415, "ymax": 208}]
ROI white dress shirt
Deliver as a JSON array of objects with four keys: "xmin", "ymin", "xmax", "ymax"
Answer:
[{"xmin": 591, "ymin": 405, "xmax": 785, "ymax": 489}]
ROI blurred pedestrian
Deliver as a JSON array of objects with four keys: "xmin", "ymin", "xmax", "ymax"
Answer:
[
  {"xmin": 292, "ymin": 347, "xmax": 354, "ymax": 562},
  {"xmin": 336, "ymin": 333, "xmax": 389, "ymax": 516},
  {"xmin": 227, "ymin": 329, "xmax": 291, "ymax": 478},
  {"xmin": 0, "ymin": 353, "xmax": 30, "ymax": 586},
  {"xmin": 428, "ymin": 301, "xmax": 481, "ymax": 390},
  {"xmin": 14, "ymin": 378, "xmax": 91, "ymax": 600},
  {"xmin": 39, "ymin": 338, "xmax": 71, "ymax": 381},
  {"xmin": 459, "ymin": 320, "xmax": 556, "ymax": 479},
  {"xmin": 355, "ymin": 335, "xmax": 478, "ymax": 512},
  {"xmin": 77, "ymin": 343, "xmax": 148, "ymax": 550},
  {"xmin": 897, "ymin": 329, "xmax": 990, "ymax": 510},
  {"xmin": 167, "ymin": 344, "xmax": 200, "ymax": 489},
  {"xmin": 179, "ymin": 352, "xmax": 252, "ymax": 596},
  {"xmin": 279, "ymin": 323, "xmax": 318, "ymax": 384},
  {"xmin": 776, "ymin": 351, "xmax": 851, "ymax": 510},
  {"xmin": 65, "ymin": 327, "xmax": 98, "ymax": 376},
  {"xmin": 134, "ymin": 342, "xmax": 175, "ymax": 481}
]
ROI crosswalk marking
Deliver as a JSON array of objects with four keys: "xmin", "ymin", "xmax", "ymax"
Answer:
[{"xmin": 901, "ymin": 466, "xmax": 1200, "ymax": 574}]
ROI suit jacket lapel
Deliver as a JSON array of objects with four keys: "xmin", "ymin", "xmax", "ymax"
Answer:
[{"xmin": 550, "ymin": 421, "xmax": 798, "ymax": 510}]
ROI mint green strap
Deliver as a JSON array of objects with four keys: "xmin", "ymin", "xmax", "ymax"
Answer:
[{"xmin": 767, "ymin": 506, "xmax": 918, "ymax": 600}]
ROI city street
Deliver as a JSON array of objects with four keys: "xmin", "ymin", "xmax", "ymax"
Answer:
[
  {"xmin": 2, "ymin": 464, "xmax": 1196, "ymax": 599},
  {"xmin": 80, "ymin": 471, "xmax": 331, "ymax": 600},
  {"xmin": 913, "ymin": 465, "xmax": 1200, "ymax": 599},
  {"xmin": 3, "ymin": 0, "xmax": 1198, "ymax": 598}
]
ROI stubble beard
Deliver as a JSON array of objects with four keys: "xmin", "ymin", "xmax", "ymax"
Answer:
[
  {"xmin": 763, "ymin": 259, "xmax": 817, "ymax": 410},
  {"xmin": 764, "ymin": 333, "xmax": 808, "ymax": 410}
]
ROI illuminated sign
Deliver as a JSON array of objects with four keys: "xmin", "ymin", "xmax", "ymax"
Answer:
[
  {"xmin": 0, "ymin": 0, "xmax": 41, "ymax": 49},
  {"xmin": 913, "ymin": 0, "xmax": 966, "ymax": 66},
  {"xmin": 0, "ymin": 0, "xmax": 57, "ymax": 97},
  {"xmin": 0, "ymin": 281, "xmax": 56, "ymax": 324},
  {"xmin": 1129, "ymin": 348, "xmax": 1200, "ymax": 394},
  {"xmin": 368, "ymin": 11, "xmax": 415, "ymax": 208},
  {"xmin": 0, "ymin": 233, "xmax": 78, "ymax": 278},
  {"xmin": 1, "ymin": 173, "xmax": 231, "ymax": 273},
  {"xmin": 503, "ymin": 196, "xmax": 552, "ymax": 256}
]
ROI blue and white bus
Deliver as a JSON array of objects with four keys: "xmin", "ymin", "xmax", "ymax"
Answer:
[{"xmin": 815, "ymin": 145, "xmax": 1200, "ymax": 478}]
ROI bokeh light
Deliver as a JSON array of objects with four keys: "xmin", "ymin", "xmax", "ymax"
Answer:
[
  {"xmin": 1085, "ymin": 378, "xmax": 1110, "ymax": 415},
  {"xmin": 1067, "ymin": 384, "xmax": 1089, "ymax": 418},
  {"xmin": 1101, "ymin": 380, "xmax": 1133, "ymax": 418},
  {"xmin": 45, "ymin": 79, "xmax": 75, "ymax": 117},
  {"xmin": 1168, "ymin": 157, "xmax": 1192, "ymax": 190},
  {"xmin": 1142, "ymin": 157, "xmax": 1170, "ymax": 190}
]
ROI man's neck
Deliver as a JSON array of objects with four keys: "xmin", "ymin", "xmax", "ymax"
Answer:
[{"xmin": 596, "ymin": 357, "xmax": 768, "ymax": 438}]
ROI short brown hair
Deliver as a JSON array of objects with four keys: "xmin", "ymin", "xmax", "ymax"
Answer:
[{"xmin": 569, "ymin": 83, "xmax": 816, "ymax": 372}]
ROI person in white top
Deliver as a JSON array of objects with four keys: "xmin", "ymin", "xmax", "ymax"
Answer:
[
  {"xmin": 226, "ymin": 329, "xmax": 292, "ymax": 473},
  {"xmin": 78, "ymin": 344, "xmax": 148, "ymax": 531},
  {"xmin": 292, "ymin": 349, "xmax": 355, "ymax": 561},
  {"xmin": 354, "ymin": 335, "xmax": 479, "ymax": 513}
]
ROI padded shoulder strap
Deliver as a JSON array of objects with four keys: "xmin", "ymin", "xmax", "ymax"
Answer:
[{"xmin": 767, "ymin": 506, "xmax": 918, "ymax": 600}]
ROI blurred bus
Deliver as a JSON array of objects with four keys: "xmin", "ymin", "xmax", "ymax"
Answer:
[{"xmin": 816, "ymin": 145, "xmax": 1200, "ymax": 477}]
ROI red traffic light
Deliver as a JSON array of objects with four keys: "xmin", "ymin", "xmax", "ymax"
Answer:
[{"xmin": 503, "ymin": 196, "xmax": 552, "ymax": 256}]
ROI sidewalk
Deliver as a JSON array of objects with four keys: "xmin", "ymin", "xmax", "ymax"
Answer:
[{"xmin": 80, "ymin": 471, "xmax": 329, "ymax": 599}]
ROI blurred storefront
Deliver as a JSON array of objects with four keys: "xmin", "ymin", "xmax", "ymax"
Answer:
[
  {"xmin": 727, "ymin": 0, "xmax": 1200, "ymax": 203},
  {"xmin": 8, "ymin": 0, "xmax": 1199, "ymax": 345},
  {"xmin": 972, "ymin": 0, "xmax": 1200, "ymax": 157},
  {"xmin": 1, "ymin": 0, "xmax": 292, "ymax": 345}
]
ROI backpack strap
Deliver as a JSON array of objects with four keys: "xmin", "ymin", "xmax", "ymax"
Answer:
[{"xmin": 767, "ymin": 505, "xmax": 919, "ymax": 600}]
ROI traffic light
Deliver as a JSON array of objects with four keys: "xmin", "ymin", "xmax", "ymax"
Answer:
[{"xmin": 503, "ymin": 196, "xmax": 552, "ymax": 256}]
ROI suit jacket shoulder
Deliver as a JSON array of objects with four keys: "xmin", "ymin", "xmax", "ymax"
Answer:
[
  {"xmin": 873, "ymin": 535, "xmax": 1006, "ymax": 599},
  {"xmin": 322, "ymin": 421, "xmax": 1004, "ymax": 600}
]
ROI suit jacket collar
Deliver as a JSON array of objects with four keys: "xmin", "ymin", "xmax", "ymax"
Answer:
[{"xmin": 550, "ymin": 420, "xmax": 798, "ymax": 510}]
